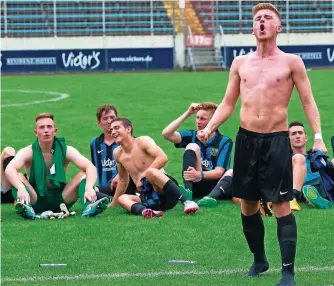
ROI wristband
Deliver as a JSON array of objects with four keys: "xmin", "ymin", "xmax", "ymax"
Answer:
[
  {"xmin": 314, "ymin": 133, "xmax": 323, "ymax": 140},
  {"xmin": 201, "ymin": 171, "xmax": 204, "ymax": 180}
]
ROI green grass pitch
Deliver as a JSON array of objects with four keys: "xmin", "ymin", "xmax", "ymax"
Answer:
[{"xmin": 1, "ymin": 70, "xmax": 334, "ymax": 285}]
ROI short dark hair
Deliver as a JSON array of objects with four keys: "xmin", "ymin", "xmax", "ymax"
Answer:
[
  {"xmin": 289, "ymin": 121, "xmax": 306, "ymax": 134},
  {"xmin": 110, "ymin": 117, "xmax": 133, "ymax": 135},
  {"xmin": 289, "ymin": 121, "xmax": 304, "ymax": 129},
  {"xmin": 96, "ymin": 104, "xmax": 118, "ymax": 120}
]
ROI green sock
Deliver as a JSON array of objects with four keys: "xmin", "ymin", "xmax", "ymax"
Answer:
[
  {"xmin": 78, "ymin": 179, "xmax": 90, "ymax": 210},
  {"xmin": 11, "ymin": 185, "xmax": 32, "ymax": 207}
]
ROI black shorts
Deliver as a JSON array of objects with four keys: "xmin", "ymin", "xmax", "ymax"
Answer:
[
  {"xmin": 125, "ymin": 177, "xmax": 137, "ymax": 195},
  {"xmin": 97, "ymin": 176, "xmax": 137, "ymax": 196},
  {"xmin": 233, "ymin": 127, "xmax": 293, "ymax": 202},
  {"xmin": 1, "ymin": 189, "xmax": 14, "ymax": 204},
  {"xmin": 140, "ymin": 175, "xmax": 179, "ymax": 211},
  {"xmin": 193, "ymin": 179, "xmax": 219, "ymax": 199}
]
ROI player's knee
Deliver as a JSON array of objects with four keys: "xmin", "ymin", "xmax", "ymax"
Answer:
[
  {"xmin": 241, "ymin": 199, "xmax": 260, "ymax": 215},
  {"xmin": 2, "ymin": 149, "xmax": 16, "ymax": 171},
  {"xmin": 145, "ymin": 167, "xmax": 159, "ymax": 179},
  {"xmin": 232, "ymin": 197, "xmax": 241, "ymax": 205},
  {"xmin": 292, "ymin": 154, "xmax": 306, "ymax": 167},
  {"xmin": 272, "ymin": 201, "xmax": 291, "ymax": 217},
  {"xmin": 223, "ymin": 169, "xmax": 233, "ymax": 177},
  {"xmin": 118, "ymin": 194, "xmax": 127, "ymax": 205},
  {"xmin": 1, "ymin": 147, "xmax": 16, "ymax": 158},
  {"xmin": 185, "ymin": 143, "xmax": 200, "ymax": 153}
]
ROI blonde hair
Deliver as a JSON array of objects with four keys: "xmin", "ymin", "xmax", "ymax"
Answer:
[
  {"xmin": 35, "ymin": 113, "xmax": 54, "ymax": 122},
  {"xmin": 252, "ymin": 2, "xmax": 281, "ymax": 20},
  {"xmin": 198, "ymin": 102, "xmax": 218, "ymax": 112}
]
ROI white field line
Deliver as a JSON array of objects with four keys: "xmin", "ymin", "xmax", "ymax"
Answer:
[
  {"xmin": 2, "ymin": 265, "xmax": 334, "ymax": 283},
  {"xmin": 1, "ymin": 89, "xmax": 69, "ymax": 107}
]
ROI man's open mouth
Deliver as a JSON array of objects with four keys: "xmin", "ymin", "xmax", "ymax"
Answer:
[{"xmin": 260, "ymin": 24, "xmax": 265, "ymax": 31}]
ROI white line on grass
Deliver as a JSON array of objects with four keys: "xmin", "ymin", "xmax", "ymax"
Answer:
[
  {"xmin": 3, "ymin": 265, "xmax": 334, "ymax": 283},
  {"xmin": 1, "ymin": 89, "xmax": 70, "ymax": 107}
]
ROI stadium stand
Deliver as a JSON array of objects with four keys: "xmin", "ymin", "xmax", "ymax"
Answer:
[
  {"xmin": 1, "ymin": 0, "xmax": 174, "ymax": 37},
  {"xmin": 211, "ymin": 0, "xmax": 333, "ymax": 34},
  {"xmin": 0, "ymin": 1, "xmax": 333, "ymax": 37}
]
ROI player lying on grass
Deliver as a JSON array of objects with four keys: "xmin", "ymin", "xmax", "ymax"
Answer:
[
  {"xmin": 162, "ymin": 102, "xmax": 239, "ymax": 205},
  {"xmin": 108, "ymin": 117, "xmax": 199, "ymax": 218},
  {"xmin": 4, "ymin": 113, "xmax": 108, "ymax": 219}
]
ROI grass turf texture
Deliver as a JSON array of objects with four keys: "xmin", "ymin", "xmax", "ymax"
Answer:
[{"xmin": 1, "ymin": 70, "xmax": 334, "ymax": 285}]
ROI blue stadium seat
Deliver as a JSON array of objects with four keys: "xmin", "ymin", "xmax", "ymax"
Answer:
[
  {"xmin": 1, "ymin": 0, "xmax": 333, "ymax": 37},
  {"xmin": 1, "ymin": 0, "xmax": 174, "ymax": 37}
]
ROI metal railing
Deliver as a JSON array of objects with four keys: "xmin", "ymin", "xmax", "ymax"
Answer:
[
  {"xmin": 187, "ymin": 25, "xmax": 195, "ymax": 70},
  {"xmin": 219, "ymin": 25, "xmax": 226, "ymax": 69},
  {"xmin": 1, "ymin": 0, "xmax": 333, "ymax": 38}
]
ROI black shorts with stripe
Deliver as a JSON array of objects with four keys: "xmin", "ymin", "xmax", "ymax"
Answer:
[{"xmin": 140, "ymin": 175, "xmax": 179, "ymax": 211}]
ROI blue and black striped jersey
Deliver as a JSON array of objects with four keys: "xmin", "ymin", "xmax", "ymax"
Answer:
[
  {"xmin": 90, "ymin": 133, "xmax": 119, "ymax": 187},
  {"xmin": 174, "ymin": 130, "xmax": 233, "ymax": 171}
]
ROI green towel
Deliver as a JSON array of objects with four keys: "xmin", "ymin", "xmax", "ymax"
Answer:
[{"xmin": 29, "ymin": 137, "xmax": 67, "ymax": 197}]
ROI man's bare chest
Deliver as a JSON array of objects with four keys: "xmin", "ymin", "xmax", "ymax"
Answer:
[
  {"xmin": 121, "ymin": 151, "xmax": 148, "ymax": 171},
  {"xmin": 240, "ymin": 59, "xmax": 291, "ymax": 89}
]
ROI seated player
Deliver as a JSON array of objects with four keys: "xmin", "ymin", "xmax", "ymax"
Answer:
[
  {"xmin": 90, "ymin": 104, "xmax": 136, "ymax": 199},
  {"xmin": 162, "ymin": 102, "xmax": 236, "ymax": 202},
  {"xmin": 289, "ymin": 121, "xmax": 332, "ymax": 210},
  {"xmin": 108, "ymin": 117, "xmax": 199, "ymax": 218},
  {"xmin": 4, "ymin": 113, "xmax": 108, "ymax": 219},
  {"xmin": 1, "ymin": 147, "xmax": 35, "ymax": 204}
]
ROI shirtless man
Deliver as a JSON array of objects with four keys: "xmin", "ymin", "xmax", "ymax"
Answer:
[
  {"xmin": 108, "ymin": 117, "xmax": 199, "ymax": 218},
  {"xmin": 5, "ymin": 113, "xmax": 108, "ymax": 219},
  {"xmin": 90, "ymin": 104, "xmax": 136, "ymax": 199},
  {"xmin": 197, "ymin": 3, "xmax": 327, "ymax": 286}
]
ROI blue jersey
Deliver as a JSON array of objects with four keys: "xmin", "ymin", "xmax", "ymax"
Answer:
[
  {"xmin": 304, "ymin": 154, "xmax": 321, "ymax": 184},
  {"xmin": 292, "ymin": 153, "xmax": 320, "ymax": 184},
  {"xmin": 174, "ymin": 130, "xmax": 233, "ymax": 171},
  {"xmin": 90, "ymin": 134, "xmax": 119, "ymax": 187}
]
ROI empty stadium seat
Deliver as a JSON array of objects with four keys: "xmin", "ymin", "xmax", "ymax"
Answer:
[{"xmin": 0, "ymin": 0, "xmax": 332, "ymax": 37}]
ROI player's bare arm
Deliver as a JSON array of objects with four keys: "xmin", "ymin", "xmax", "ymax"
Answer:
[
  {"xmin": 66, "ymin": 146, "xmax": 98, "ymax": 203},
  {"xmin": 198, "ymin": 57, "xmax": 242, "ymax": 141},
  {"xmin": 108, "ymin": 151, "xmax": 129, "ymax": 207},
  {"xmin": 138, "ymin": 136, "xmax": 168, "ymax": 171},
  {"xmin": 202, "ymin": 167, "xmax": 225, "ymax": 180},
  {"xmin": 111, "ymin": 174, "xmax": 119, "ymax": 189},
  {"xmin": 162, "ymin": 103, "xmax": 200, "ymax": 143},
  {"xmin": 134, "ymin": 136, "xmax": 168, "ymax": 190},
  {"xmin": 183, "ymin": 166, "xmax": 225, "ymax": 182},
  {"xmin": 5, "ymin": 146, "xmax": 34, "ymax": 203},
  {"xmin": 290, "ymin": 55, "xmax": 327, "ymax": 153}
]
